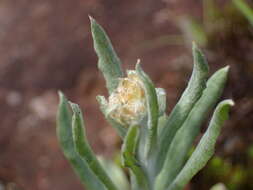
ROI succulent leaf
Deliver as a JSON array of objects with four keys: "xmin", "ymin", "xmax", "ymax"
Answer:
[
  {"xmin": 155, "ymin": 88, "xmax": 167, "ymax": 116},
  {"xmin": 155, "ymin": 66, "xmax": 229, "ymax": 190},
  {"xmin": 136, "ymin": 62, "xmax": 159, "ymax": 157},
  {"xmin": 167, "ymin": 100, "xmax": 234, "ymax": 190},
  {"xmin": 90, "ymin": 16, "xmax": 124, "ymax": 94},
  {"xmin": 57, "ymin": 92, "xmax": 106, "ymax": 190},
  {"xmin": 157, "ymin": 42, "xmax": 209, "ymax": 171},
  {"xmin": 121, "ymin": 125, "xmax": 149, "ymax": 190},
  {"xmin": 98, "ymin": 157, "xmax": 130, "ymax": 190},
  {"xmin": 70, "ymin": 102, "xmax": 118, "ymax": 190}
]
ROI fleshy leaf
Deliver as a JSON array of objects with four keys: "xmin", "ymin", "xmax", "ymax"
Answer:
[
  {"xmin": 167, "ymin": 100, "xmax": 234, "ymax": 190},
  {"xmin": 56, "ymin": 92, "xmax": 106, "ymax": 190},
  {"xmin": 156, "ymin": 88, "xmax": 167, "ymax": 116},
  {"xmin": 98, "ymin": 157, "xmax": 130, "ymax": 190},
  {"xmin": 70, "ymin": 102, "xmax": 118, "ymax": 190},
  {"xmin": 155, "ymin": 66, "xmax": 229, "ymax": 190},
  {"xmin": 157, "ymin": 114, "xmax": 169, "ymax": 136},
  {"xmin": 90, "ymin": 16, "xmax": 124, "ymax": 94},
  {"xmin": 157, "ymin": 42, "xmax": 209, "ymax": 171},
  {"xmin": 136, "ymin": 62, "xmax": 159, "ymax": 157},
  {"xmin": 210, "ymin": 183, "xmax": 227, "ymax": 190},
  {"xmin": 121, "ymin": 125, "xmax": 149, "ymax": 190}
]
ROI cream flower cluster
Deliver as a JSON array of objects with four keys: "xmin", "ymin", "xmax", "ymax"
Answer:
[{"xmin": 107, "ymin": 71, "xmax": 147, "ymax": 126}]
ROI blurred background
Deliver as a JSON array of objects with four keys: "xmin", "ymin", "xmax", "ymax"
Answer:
[{"xmin": 0, "ymin": 0, "xmax": 253, "ymax": 189}]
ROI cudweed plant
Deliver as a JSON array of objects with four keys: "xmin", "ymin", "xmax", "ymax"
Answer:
[{"xmin": 56, "ymin": 17, "xmax": 234, "ymax": 190}]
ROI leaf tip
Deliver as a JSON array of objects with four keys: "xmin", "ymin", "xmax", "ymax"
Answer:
[
  {"xmin": 223, "ymin": 65, "xmax": 230, "ymax": 73},
  {"xmin": 89, "ymin": 16, "xmax": 100, "ymax": 34},
  {"xmin": 135, "ymin": 59, "xmax": 142, "ymax": 72},
  {"xmin": 58, "ymin": 91, "xmax": 69, "ymax": 107},
  {"xmin": 217, "ymin": 65, "xmax": 230, "ymax": 79},
  {"xmin": 69, "ymin": 102, "xmax": 81, "ymax": 115},
  {"xmin": 224, "ymin": 99, "xmax": 235, "ymax": 107},
  {"xmin": 88, "ymin": 15, "xmax": 96, "ymax": 25},
  {"xmin": 192, "ymin": 41, "xmax": 202, "ymax": 53},
  {"xmin": 192, "ymin": 41, "xmax": 209, "ymax": 73},
  {"xmin": 192, "ymin": 41, "xmax": 197, "ymax": 50},
  {"xmin": 58, "ymin": 90, "xmax": 64, "ymax": 100},
  {"xmin": 217, "ymin": 99, "xmax": 234, "ymax": 119}
]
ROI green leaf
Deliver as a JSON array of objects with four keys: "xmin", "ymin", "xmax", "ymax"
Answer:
[
  {"xmin": 136, "ymin": 62, "xmax": 159, "ymax": 157},
  {"xmin": 96, "ymin": 95, "xmax": 127, "ymax": 138},
  {"xmin": 157, "ymin": 42, "xmax": 209, "ymax": 171},
  {"xmin": 156, "ymin": 88, "xmax": 167, "ymax": 116},
  {"xmin": 157, "ymin": 114, "xmax": 169, "ymax": 136},
  {"xmin": 167, "ymin": 100, "xmax": 234, "ymax": 190},
  {"xmin": 70, "ymin": 102, "xmax": 118, "ymax": 190},
  {"xmin": 210, "ymin": 183, "xmax": 227, "ymax": 190},
  {"xmin": 155, "ymin": 66, "xmax": 229, "ymax": 190},
  {"xmin": 90, "ymin": 16, "xmax": 124, "ymax": 94},
  {"xmin": 56, "ymin": 92, "xmax": 106, "ymax": 190},
  {"xmin": 98, "ymin": 157, "xmax": 130, "ymax": 190},
  {"xmin": 121, "ymin": 125, "xmax": 149, "ymax": 190},
  {"xmin": 233, "ymin": 0, "xmax": 253, "ymax": 26},
  {"xmin": 130, "ymin": 173, "xmax": 140, "ymax": 190}
]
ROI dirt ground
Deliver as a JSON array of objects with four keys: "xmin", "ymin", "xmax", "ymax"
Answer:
[{"xmin": 0, "ymin": 0, "xmax": 252, "ymax": 190}]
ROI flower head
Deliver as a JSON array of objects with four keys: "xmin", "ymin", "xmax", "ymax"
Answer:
[{"xmin": 107, "ymin": 71, "xmax": 147, "ymax": 126}]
